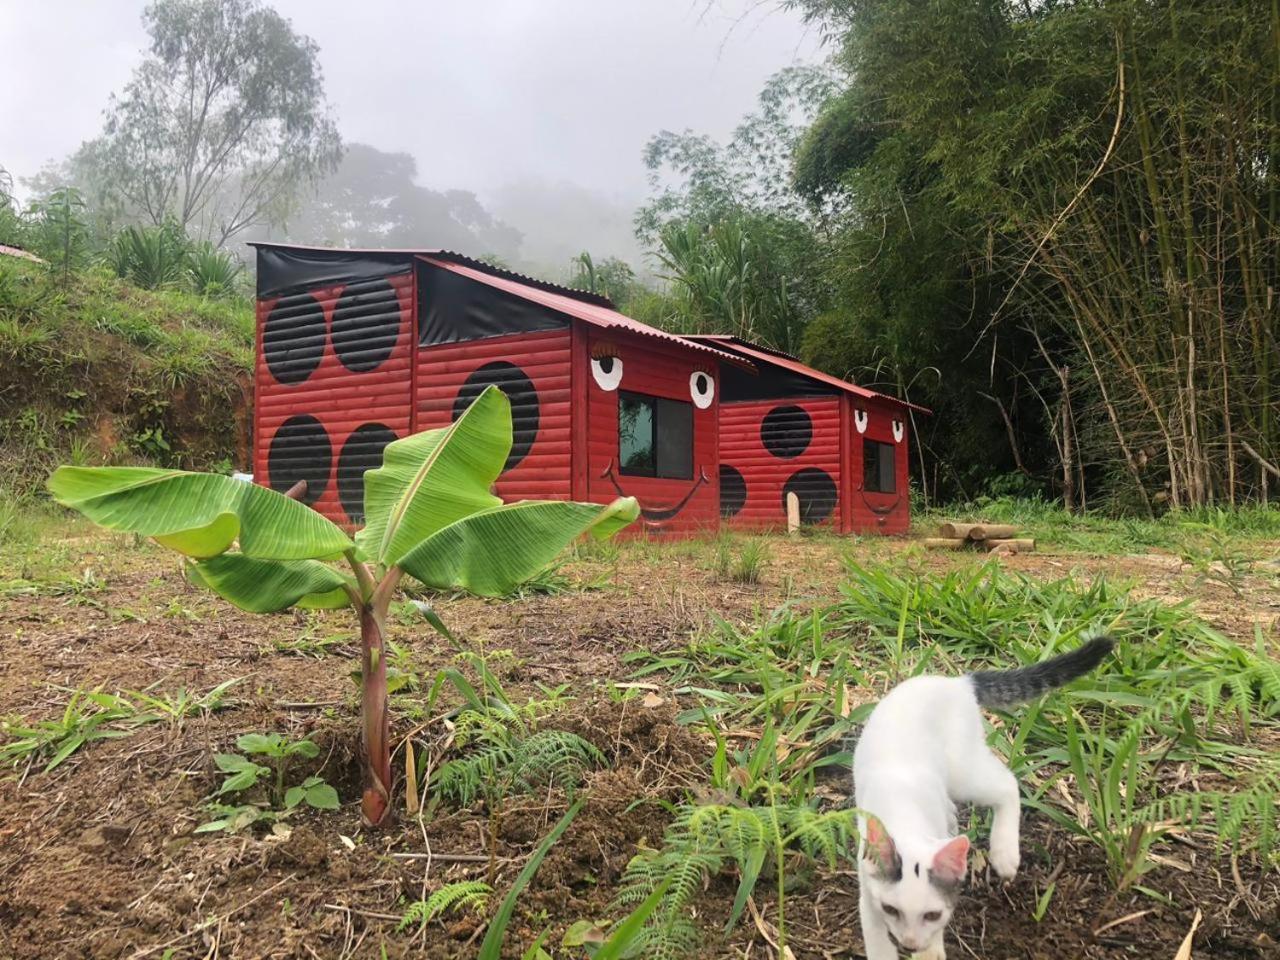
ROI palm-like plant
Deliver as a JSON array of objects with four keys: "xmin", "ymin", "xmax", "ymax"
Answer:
[
  {"xmin": 186, "ymin": 241, "xmax": 243, "ymax": 297},
  {"xmin": 48, "ymin": 387, "xmax": 638, "ymax": 826}
]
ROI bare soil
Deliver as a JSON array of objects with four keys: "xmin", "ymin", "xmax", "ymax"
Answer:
[{"xmin": 0, "ymin": 532, "xmax": 1277, "ymax": 959}]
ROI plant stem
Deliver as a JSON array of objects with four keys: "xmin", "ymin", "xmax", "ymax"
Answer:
[{"xmin": 359, "ymin": 599, "xmax": 393, "ymax": 827}]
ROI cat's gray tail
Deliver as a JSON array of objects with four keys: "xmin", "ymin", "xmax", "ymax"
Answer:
[{"xmin": 970, "ymin": 636, "xmax": 1114, "ymax": 707}]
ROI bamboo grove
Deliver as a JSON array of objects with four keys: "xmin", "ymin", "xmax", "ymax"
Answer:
[{"xmin": 646, "ymin": 0, "xmax": 1280, "ymax": 510}]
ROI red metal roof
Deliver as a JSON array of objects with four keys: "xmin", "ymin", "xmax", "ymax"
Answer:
[
  {"xmin": 417, "ymin": 257, "xmax": 755, "ymax": 371},
  {"xmin": 684, "ymin": 334, "xmax": 930, "ymax": 414}
]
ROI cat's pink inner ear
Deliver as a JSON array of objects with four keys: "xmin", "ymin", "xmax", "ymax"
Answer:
[
  {"xmin": 931, "ymin": 836, "xmax": 970, "ymax": 882},
  {"xmin": 864, "ymin": 816, "xmax": 897, "ymax": 868}
]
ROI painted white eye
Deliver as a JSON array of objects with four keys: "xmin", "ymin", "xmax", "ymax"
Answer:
[
  {"xmin": 854, "ymin": 409, "xmax": 868, "ymax": 434},
  {"xmin": 689, "ymin": 371, "xmax": 715, "ymax": 409},
  {"xmin": 591, "ymin": 355, "xmax": 623, "ymax": 391},
  {"xmin": 892, "ymin": 418, "xmax": 904, "ymax": 443}
]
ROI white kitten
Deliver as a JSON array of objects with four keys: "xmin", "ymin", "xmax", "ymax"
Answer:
[{"xmin": 853, "ymin": 638, "xmax": 1114, "ymax": 959}]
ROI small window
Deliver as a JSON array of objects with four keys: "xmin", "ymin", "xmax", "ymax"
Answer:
[
  {"xmin": 619, "ymin": 391, "xmax": 693, "ymax": 479},
  {"xmin": 864, "ymin": 439, "xmax": 896, "ymax": 493}
]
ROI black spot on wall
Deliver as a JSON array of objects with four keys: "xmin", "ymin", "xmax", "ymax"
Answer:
[
  {"xmin": 452, "ymin": 361, "xmax": 540, "ymax": 471},
  {"xmin": 338, "ymin": 423, "xmax": 398, "ymax": 523},
  {"xmin": 782, "ymin": 467, "xmax": 837, "ymax": 524},
  {"xmin": 719, "ymin": 465, "xmax": 747, "ymax": 518},
  {"xmin": 332, "ymin": 278, "xmax": 401, "ymax": 372},
  {"xmin": 760, "ymin": 405, "xmax": 812, "ymax": 459},
  {"xmin": 263, "ymin": 292, "xmax": 326, "ymax": 385},
  {"xmin": 268, "ymin": 415, "xmax": 331, "ymax": 505}
]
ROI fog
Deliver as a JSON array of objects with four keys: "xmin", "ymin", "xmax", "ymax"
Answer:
[{"xmin": 1, "ymin": 0, "xmax": 822, "ymax": 272}]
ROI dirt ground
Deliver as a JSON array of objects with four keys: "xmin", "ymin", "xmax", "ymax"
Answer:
[{"xmin": 1, "ymin": 528, "xmax": 1277, "ymax": 960}]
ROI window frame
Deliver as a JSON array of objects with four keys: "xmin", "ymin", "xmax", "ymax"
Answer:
[
  {"xmin": 618, "ymin": 390, "xmax": 694, "ymax": 481},
  {"xmin": 863, "ymin": 439, "xmax": 897, "ymax": 494}
]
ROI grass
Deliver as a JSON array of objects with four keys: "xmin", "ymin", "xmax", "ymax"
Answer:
[
  {"xmin": 922, "ymin": 495, "xmax": 1280, "ymax": 554},
  {"xmin": 621, "ymin": 555, "xmax": 1279, "ymax": 954},
  {"xmin": 0, "ymin": 256, "xmax": 252, "ymax": 496}
]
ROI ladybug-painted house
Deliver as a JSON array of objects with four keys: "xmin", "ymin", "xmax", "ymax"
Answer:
[
  {"xmin": 249, "ymin": 243, "xmax": 753, "ymax": 536},
  {"xmin": 685, "ymin": 335, "xmax": 924, "ymax": 535}
]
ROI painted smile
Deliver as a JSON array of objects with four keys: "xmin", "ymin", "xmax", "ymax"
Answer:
[
  {"xmin": 858, "ymin": 487, "xmax": 903, "ymax": 516},
  {"xmin": 603, "ymin": 461, "xmax": 709, "ymax": 523}
]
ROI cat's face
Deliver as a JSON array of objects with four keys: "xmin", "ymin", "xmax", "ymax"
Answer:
[{"xmin": 862, "ymin": 818, "xmax": 968, "ymax": 953}]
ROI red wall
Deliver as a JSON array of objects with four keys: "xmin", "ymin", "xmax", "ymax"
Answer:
[
  {"xmin": 584, "ymin": 330, "xmax": 720, "ymax": 536},
  {"xmin": 718, "ymin": 397, "xmax": 843, "ymax": 531},
  {"xmin": 254, "ymin": 272, "xmax": 414, "ymax": 526},
  {"xmin": 414, "ymin": 328, "xmax": 573, "ymax": 501},
  {"xmin": 848, "ymin": 396, "xmax": 911, "ymax": 535}
]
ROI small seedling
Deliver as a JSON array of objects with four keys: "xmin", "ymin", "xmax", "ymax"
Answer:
[
  {"xmin": 198, "ymin": 733, "xmax": 338, "ymax": 833},
  {"xmin": 398, "ymin": 881, "xmax": 492, "ymax": 933}
]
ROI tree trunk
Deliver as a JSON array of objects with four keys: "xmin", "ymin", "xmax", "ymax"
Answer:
[{"xmin": 360, "ymin": 605, "xmax": 392, "ymax": 827}]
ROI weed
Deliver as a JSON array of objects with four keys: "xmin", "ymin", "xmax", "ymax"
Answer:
[
  {"xmin": 198, "ymin": 733, "xmax": 338, "ymax": 833},
  {"xmin": 0, "ymin": 688, "xmax": 144, "ymax": 772},
  {"xmin": 398, "ymin": 881, "xmax": 492, "ymax": 932}
]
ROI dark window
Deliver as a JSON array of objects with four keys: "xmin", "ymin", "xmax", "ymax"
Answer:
[
  {"xmin": 864, "ymin": 440, "xmax": 896, "ymax": 493},
  {"xmin": 619, "ymin": 391, "xmax": 693, "ymax": 479}
]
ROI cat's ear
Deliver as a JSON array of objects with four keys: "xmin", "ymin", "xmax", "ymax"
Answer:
[
  {"xmin": 931, "ymin": 835, "xmax": 970, "ymax": 884},
  {"xmin": 863, "ymin": 816, "xmax": 900, "ymax": 876}
]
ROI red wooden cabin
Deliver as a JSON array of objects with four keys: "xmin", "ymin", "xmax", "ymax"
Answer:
[
  {"xmin": 685, "ymin": 336, "xmax": 925, "ymax": 535},
  {"xmin": 249, "ymin": 243, "xmax": 749, "ymax": 536}
]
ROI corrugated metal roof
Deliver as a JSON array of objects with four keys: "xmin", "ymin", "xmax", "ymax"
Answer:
[
  {"xmin": 246, "ymin": 241, "xmax": 614, "ymax": 308},
  {"xmin": 417, "ymin": 256, "xmax": 755, "ymax": 370},
  {"xmin": 684, "ymin": 334, "xmax": 930, "ymax": 414}
]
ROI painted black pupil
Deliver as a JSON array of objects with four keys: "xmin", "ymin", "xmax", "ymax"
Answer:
[
  {"xmin": 695, "ymin": 374, "xmax": 708, "ymax": 393},
  {"xmin": 599, "ymin": 357, "xmax": 614, "ymax": 374}
]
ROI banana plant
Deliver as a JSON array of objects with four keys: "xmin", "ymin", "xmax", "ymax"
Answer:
[{"xmin": 48, "ymin": 386, "xmax": 638, "ymax": 827}]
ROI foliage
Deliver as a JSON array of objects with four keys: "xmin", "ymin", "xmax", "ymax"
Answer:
[
  {"xmin": 786, "ymin": 0, "xmax": 1280, "ymax": 507},
  {"xmin": 103, "ymin": 223, "xmax": 189, "ymax": 289},
  {"xmin": 50, "ymin": 386, "xmax": 638, "ymax": 826},
  {"xmin": 198, "ymin": 733, "xmax": 339, "ymax": 834},
  {"xmin": 89, "ymin": 0, "xmax": 342, "ymax": 244},
  {"xmin": 615, "ymin": 800, "xmax": 858, "ymax": 960},
  {"xmin": 476, "ymin": 799, "xmax": 584, "ymax": 960},
  {"xmin": 28, "ymin": 188, "xmax": 90, "ymax": 286},
  {"xmin": 0, "ymin": 689, "xmax": 143, "ymax": 772},
  {"xmin": 398, "ymin": 881, "xmax": 492, "ymax": 932}
]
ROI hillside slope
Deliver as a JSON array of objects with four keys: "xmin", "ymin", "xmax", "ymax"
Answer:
[{"xmin": 0, "ymin": 255, "xmax": 254, "ymax": 498}]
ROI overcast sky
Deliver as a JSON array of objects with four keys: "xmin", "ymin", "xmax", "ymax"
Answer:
[{"xmin": 1, "ymin": 0, "xmax": 822, "ymax": 211}]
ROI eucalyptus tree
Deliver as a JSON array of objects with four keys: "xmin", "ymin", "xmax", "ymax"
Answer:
[
  {"xmin": 50, "ymin": 388, "xmax": 638, "ymax": 826},
  {"xmin": 93, "ymin": 0, "xmax": 342, "ymax": 245}
]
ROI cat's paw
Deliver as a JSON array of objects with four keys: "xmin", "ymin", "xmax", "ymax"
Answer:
[
  {"xmin": 988, "ymin": 842, "xmax": 1020, "ymax": 879},
  {"xmin": 913, "ymin": 943, "xmax": 946, "ymax": 960}
]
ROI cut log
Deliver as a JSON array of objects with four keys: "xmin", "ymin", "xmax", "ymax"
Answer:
[
  {"xmin": 922, "ymin": 538, "xmax": 969, "ymax": 550},
  {"xmin": 971, "ymin": 523, "xmax": 1020, "ymax": 540},
  {"xmin": 983, "ymin": 538, "xmax": 1035, "ymax": 553},
  {"xmin": 938, "ymin": 521, "xmax": 982, "ymax": 539}
]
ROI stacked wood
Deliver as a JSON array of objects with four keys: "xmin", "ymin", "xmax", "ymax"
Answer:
[{"xmin": 924, "ymin": 522, "xmax": 1035, "ymax": 553}]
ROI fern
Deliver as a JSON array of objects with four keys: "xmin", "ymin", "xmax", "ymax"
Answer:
[
  {"xmin": 398, "ymin": 880, "xmax": 492, "ymax": 932},
  {"xmin": 434, "ymin": 712, "xmax": 604, "ymax": 808},
  {"xmin": 1137, "ymin": 758, "xmax": 1280, "ymax": 858},
  {"xmin": 615, "ymin": 800, "xmax": 859, "ymax": 958}
]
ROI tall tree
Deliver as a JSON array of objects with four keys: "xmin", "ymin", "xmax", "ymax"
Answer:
[
  {"xmin": 259, "ymin": 143, "xmax": 521, "ymax": 260},
  {"xmin": 94, "ymin": 0, "xmax": 341, "ymax": 245}
]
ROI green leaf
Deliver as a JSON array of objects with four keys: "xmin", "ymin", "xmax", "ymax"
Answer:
[
  {"xmin": 355, "ymin": 386, "xmax": 510, "ymax": 567},
  {"xmin": 286, "ymin": 739, "xmax": 320, "ymax": 759},
  {"xmin": 478, "ymin": 799, "xmax": 584, "ymax": 960},
  {"xmin": 304, "ymin": 782, "xmax": 340, "ymax": 810},
  {"xmin": 398, "ymin": 498, "xmax": 639, "ymax": 597},
  {"xmin": 48, "ymin": 467, "xmax": 352, "ymax": 560},
  {"xmin": 187, "ymin": 555, "xmax": 353, "ymax": 613},
  {"xmin": 236, "ymin": 733, "xmax": 280, "ymax": 755},
  {"xmin": 284, "ymin": 785, "xmax": 304, "ymax": 809},
  {"xmin": 214, "ymin": 752, "xmax": 261, "ymax": 773},
  {"xmin": 592, "ymin": 877, "xmax": 672, "ymax": 960}
]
